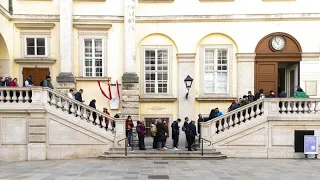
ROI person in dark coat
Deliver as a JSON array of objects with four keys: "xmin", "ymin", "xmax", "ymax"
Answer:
[
  {"xmin": 248, "ymin": 91, "xmax": 256, "ymax": 103},
  {"xmin": 186, "ymin": 120, "xmax": 197, "ymax": 151},
  {"xmin": 182, "ymin": 117, "xmax": 189, "ymax": 148},
  {"xmin": 208, "ymin": 109, "xmax": 216, "ymax": 120},
  {"xmin": 136, "ymin": 121, "xmax": 146, "ymax": 150},
  {"xmin": 89, "ymin": 99, "xmax": 97, "ymax": 124},
  {"xmin": 171, "ymin": 118, "xmax": 181, "ymax": 150},
  {"xmin": 75, "ymin": 89, "xmax": 84, "ymax": 103},
  {"xmin": 156, "ymin": 119, "xmax": 168, "ymax": 151},
  {"xmin": 267, "ymin": 90, "xmax": 276, "ymax": 98}
]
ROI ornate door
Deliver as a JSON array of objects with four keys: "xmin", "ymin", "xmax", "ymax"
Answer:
[
  {"xmin": 255, "ymin": 62, "xmax": 278, "ymax": 96},
  {"xmin": 22, "ymin": 68, "xmax": 50, "ymax": 86}
]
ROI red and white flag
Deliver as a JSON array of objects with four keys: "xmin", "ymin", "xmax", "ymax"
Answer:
[
  {"xmin": 97, "ymin": 80, "xmax": 112, "ymax": 100},
  {"xmin": 116, "ymin": 80, "xmax": 121, "ymax": 100}
]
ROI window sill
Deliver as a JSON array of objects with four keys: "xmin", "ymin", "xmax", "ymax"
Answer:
[
  {"xmin": 139, "ymin": 0, "xmax": 174, "ymax": 3},
  {"xmin": 196, "ymin": 97, "xmax": 237, "ymax": 101},
  {"xmin": 75, "ymin": 77, "xmax": 111, "ymax": 81},
  {"xmin": 14, "ymin": 58, "xmax": 56, "ymax": 64},
  {"xmin": 140, "ymin": 97, "xmax": 177, "ymax": 102}
]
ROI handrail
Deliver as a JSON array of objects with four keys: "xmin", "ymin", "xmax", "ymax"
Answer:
[
  {"xmin": 46, "ymin": 88, "xmax": 115, "ymax": 121},
  {"xmin": 200, "ymin": 137, "xmax": 212, "ymax": 156},
  {"xmin": 202, "ymin": 98, "xmax": 264, "ymax": 125},
  {"xmin": 117, "ymin": 137, "xmax": 127, "ymax": 156}
]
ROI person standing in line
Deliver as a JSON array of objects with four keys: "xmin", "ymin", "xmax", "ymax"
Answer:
[
  {"xmin": 9, "ymin": 78, "xmax": 18, "ymax": 87},
  {"xmin": 171, "ymin": 118, "xmax": 181, "ymax": 150},
  {"xmin": 2, "ymin": 76, "xmax": 11, "ymax": 86},
  {"xmin": 151, "ymin": 120, "xmax": 157, "ymax": 150},
  {"xmin": 89, "ymin": 99, "xmax": 97, "ymax": 124},
  {"xmin": 156, "ymin": 119, "xmax": 168, "ymax": 151},
  {"xmin": 162, "ymin": 120, "xmax": 169, "ymax": 150},
  {"xmin": 24, "ymin": 75, "xmax": 34, "ymax": 87},
  {"xmin": 136, "ymin": 120, "xmax": 146, "ymax": 150},
  {"xmin": 182, "ymin": 117, "xmax": 189, "ymax": 148},
  {"xmin": 197, "ymin": 114, "xmax": 205, "ymax": 145},
  {"xmin": 103, "ymin": 108, "xmax": 110, "ymax": 130},
  {"xmin": 125, "ymin": 115, "xmax": 134, "ymax": 147},
  {"xmin": 67, "ymin": 88, "xmax": 74, "ymax": 114},
  {"xmin": 186, "ymin": 120, "xmax": 197, "ymax": 151}
]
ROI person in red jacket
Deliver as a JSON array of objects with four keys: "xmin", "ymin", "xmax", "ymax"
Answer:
[
  {"xmin": 103, "ymin": 108, "xmax": 110, "ymax": 130},
  {"xmin": 125, "ymin": 115, "xmax": 134, "ymax": 147},
  {"xmin": 9, "ymin": 78, "xmax": 18, "ymax": 87}
]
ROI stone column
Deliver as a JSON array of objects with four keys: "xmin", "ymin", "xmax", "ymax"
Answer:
[
  {"xmin": 236, "ymin": 53, "xmax": 255, "ymax": 98},
  {"xmin": 121, "ymin": 0, "xmax": 139, "ymax": 121},
  {"xmin": 113, "ymin": 118, "xmax": 127, "ymax": 148},
  {"xmin": 177, "ymin": 53, "xmax": 196, "ymax": 148},
  {"xmin": 56, "ymin": 0, "xmax": 75, "ymax": 94}
]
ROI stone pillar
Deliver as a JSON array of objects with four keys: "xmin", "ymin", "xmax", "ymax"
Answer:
[
  {"xmin": 236, "ymin": 53, "xmax": 255, "ymax": 98},
  {"xmin": 124, "ymin": 0, "xmax": 137, "ymax": 73},
  {"xmin": 56, "ymin": 0, "xmax": 75, "ymax": 94},
  {"xmin": 177, "ymin": 53, "xmax": 196, "ymax": 148},
  {"xmin": 28, "ymin": 111, "xmax": 46, "ymax": 161},
  {"xmin": 121, "ymin": 0, "xmax": 139, "ymax": 121},
  {"xmin": 114, "ymin": 118, "xmax": 127, "ymax": 148}
]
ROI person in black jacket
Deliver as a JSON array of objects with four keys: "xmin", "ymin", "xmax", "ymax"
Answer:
[
  {"xmin": 75, "ymin": 89, "xmax": 84, "ymax": 103},
  {"xmin": 171, "ymin": 118, "xmax": 181, "ymax": 150},
  {"xmin": 182, "ymin": 117, "xmax": 189, "ymax": 148},
  {"xmin": 156, "ymin": 119, "xmax": 168, "ymax": 151},
  {"xmin": 186, "ymin": 120, "xmax": 197, "ymax": 151},
  {"xmin": 89, "ymin": 99, "xmax": 97, "ymax": 124}
]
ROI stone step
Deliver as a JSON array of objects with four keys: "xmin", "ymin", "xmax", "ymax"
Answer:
[
  {"xmin": 105, "ymin": 150, "xmax": 220, "ymax": 155},
  {"xmin": 98, "ymin": 154, "xmax": 227, "ymax": 160}
]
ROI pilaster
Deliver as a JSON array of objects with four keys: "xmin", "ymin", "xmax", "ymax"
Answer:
[
  {"xmin": 236, "ymin": 53, "xmax": 255, "ymax": 98},
  {"xmin": 177, "ymin": 53, "xmax": 196, "ymax": 148},
  {"xmin": 28, "ymin": 111, "xmax": 46, "ymax": 161},
  {"xmin": 57, "ymin": 0, "xmax": 75, "ymax": 94},
  {"xmin": 121, "ymin": 73, "xmax": 139, "ymax": 121}
]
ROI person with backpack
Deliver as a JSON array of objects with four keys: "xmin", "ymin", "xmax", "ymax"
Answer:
[
  {"xmin": 151, "ymin": 120, "xmax": 157, "ymax": 149},
  {"xmin": 186, "ymin": 120, "xmax": 197, "ymax": 151},
  {"xmin": 136, "ymin": 120, "xmax": 146, "ymax": 150},
  {"xmin": 40, "ymin": 76, "xmax": 54, "ymax": 89},
  {"xmin": 171, "ymin": 118, "xmax": 181, "ymax": 150}
]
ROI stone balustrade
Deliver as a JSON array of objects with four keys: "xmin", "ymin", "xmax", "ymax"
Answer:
[
  {"xmin": 0, "ymin": 87, "xmax": 33, "ymax": 103},
  {"xmin": 200, "ymin": 98, "xmax": 320, "ymax": 139}
]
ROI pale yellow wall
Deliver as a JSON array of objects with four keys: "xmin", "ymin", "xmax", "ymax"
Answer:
[
  {"xmin": 140, "ymin": 101, "xmax": 178, "ymax": 120},
  {"xmin": 12, "ymin": 0, "xmax": 59, "ymax": 15},
  {"xmin": 73, "ymin": 0, "xmax": 123, "ymax": 15},
  {"xmin": 0, "ymin": 14, "xmax": 13, "ymax": 77},
  {"xmin": 137, "ymin": 0, "xmax": 320, "ymax": 16}
]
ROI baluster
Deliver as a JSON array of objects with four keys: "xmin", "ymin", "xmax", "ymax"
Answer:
[
  {"xmin": 296, "ymin": 101, "xmax": 301, "ymax": 113},
  {"xmin": 13, "ymin": 90, "xmax": 18, "ymax": 103},
  {"xmin": 310, "ymin": 101, "xmax": 316, "ymax": 114},
  {"xmin": 303, "ymin": 101, "xmax": 309, "ymax": 113},
  {"xmin": 260, "ymin": 102, "xmax": 264, "ymax": 115},
  {"xmin": 292, "ymin": 101, "xmax": 297, "ymax": 114},
  {"xmin": 57, "ymin": 97, "xmax": 62, "ymax": 109},
  {"xmin": 71, "ymin": 103, "xmax": 76, "ymax": 116},
  {"xmin": 89, "ymin": 111, "xmax": 94, "ymax": 123},
  {"xmin": 237, "ymin": 112, "xmax": 241, "ymax": 125},
  {"xmin": 245, "ymin": 108, "xmax": 250, "ymax": 120},
  {"xmin": 0, "ymin": 90, "xmax": 3, "ymax": 102},
  {"xmin": 77, "ymin": 105, "xmax": 82, "ymax": 118},
  {"xmin": 315, "ymin": 102, "xmax": 320, "ymax": 114},
  {"xmin": 284, "ymin": 101, "xmax": 288, "ymax": 114},
  {"xmin": 82, "ymin": 109, "xmax": 88, "ymax": 120},
  {"xmin": 3, "ymin": 90, "xmax": 7, "ymax": 102},
  {"xmin": 50, "ymin": 94, "xmax": 56, "ymax": 106},
  {"xmin": 101, "ymin": 115, "xmax": 106, "ymax": 128},
  {"xmin": 249, "ymin": 107, "xmax": 254, "ymax": 119},
  {"xmin": 279, "ymin": 101, "xmax": 283, "ymax": 113},
  {"xmin": 47, "ymin": 91, "xmax": 51, "ymax": 103},
  {"xmin": 18, "ymin": 90, "xmax": 23, "ymax": 103},
  {"xmin": 63, "ymin": 99, "xmax": 69, "ymax": 111}
]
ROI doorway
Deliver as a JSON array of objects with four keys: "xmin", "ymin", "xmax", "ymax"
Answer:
[
  {"xmin": 278, "ymin": 62, "xmax": 299, "ymax": 97},
  {"xmin": 22, "ymin": 67, "xmax": 50, "ymax": 86}
]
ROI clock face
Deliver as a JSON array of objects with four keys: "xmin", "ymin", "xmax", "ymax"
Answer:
[{"xmin": 271, "ymin": 36, "xmax": 285, "ymax": 51}]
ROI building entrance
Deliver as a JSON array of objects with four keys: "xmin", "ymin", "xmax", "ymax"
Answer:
[
  {"xmin": 22, "ymin": 68, "xmax": 50, "ymax": 86},
  {"xmin": 255, "ymin": 32, "xmax": 302, "ymax": 96}
]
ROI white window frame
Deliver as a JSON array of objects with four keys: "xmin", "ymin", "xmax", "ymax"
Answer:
[
  {"xmin": 141, "ymin": 46, "xmax": 171, "ymax": 96},
  {"xmin": 79, "ymin": 34, "xmax": 108, "ymax": 78},
  {"xmin": 200, "ymin": 45, "xmax": 233, "ymax": 96},
  {"xmin": 24, "ymin": 37, "xmax": 48, "ymax": 57},
  {"xmin": 82, "ymin": 38, "xmax": 104, "ymax": 77}
]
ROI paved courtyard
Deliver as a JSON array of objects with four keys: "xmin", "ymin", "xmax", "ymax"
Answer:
[{"xmin": 0, "ymin": 158, "xmax": 320, "ymax": 180}]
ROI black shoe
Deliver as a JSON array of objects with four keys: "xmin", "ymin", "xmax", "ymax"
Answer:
[
  {"xmin": 188, "ymin": 149, "xmax": 192, "ymax": 151},
  {"xmin": 193, "ymin": 148, "xmax": 197, "ymax": 151}
]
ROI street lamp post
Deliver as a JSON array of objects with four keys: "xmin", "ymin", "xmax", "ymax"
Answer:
[{"xmin": 184, "ymin": 75, "xmax": 193, "ymax": 99}]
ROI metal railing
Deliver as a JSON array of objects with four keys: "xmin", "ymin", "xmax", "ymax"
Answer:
[
  {"xmin": 117, "ymin": 138, "xmax": 128, "ymax": 156},
  {"xmin": 200, "ymin": 137, "xmax": 212, "ymax": 156}
]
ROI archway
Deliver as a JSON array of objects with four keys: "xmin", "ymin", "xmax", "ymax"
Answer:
[
  {"xmin": 255, "ymin": 32, "xmax": 302, "ymax": 97},
  {"xmin": 0, "ymin": 34, "xmax": 10, "ymax": 79}
]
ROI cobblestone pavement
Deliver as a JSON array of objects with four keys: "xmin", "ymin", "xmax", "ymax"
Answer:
[{"xmin": 0, "ymin": 158, "xmax": 320, "ymax": 180}]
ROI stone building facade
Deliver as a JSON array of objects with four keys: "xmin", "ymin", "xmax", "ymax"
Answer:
[{"xmin": 0, "ymin": 0, "xmax": 320, "ymax": 131}]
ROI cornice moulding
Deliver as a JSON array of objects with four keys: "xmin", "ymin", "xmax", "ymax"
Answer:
[
  {"xmin": 14, "ymin": 58, "xmax": 56, "ymax": 64},
  {"xmin": 15, "ymin": 23, "xmax": 55, "ymax": 29},
  {"xmin": 73, "ymin": 23, "xmax": 112, "ymax": 31},
  {"xmin": 0, "ymin": 5, "xmax": 11, "ymax": 20}
]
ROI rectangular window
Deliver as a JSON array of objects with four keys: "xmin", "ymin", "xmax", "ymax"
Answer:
[
  {"xmin": 204, "ymin": 48, "xmax": 228, "ymax": 93},
  {"xmin": 25, "ymin": 37, "xmax": 47, "ymax": 56},
  {"xmin": 144, "ymin": 49, "xmax": 169, "ymax": 94},
  {"xmin": 83, "ymin": 39, "xmax": 103, "ymax": 77},
  {"xmin": 145, "ymin": 117, "xmax": 169, "ymax": 137}
]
